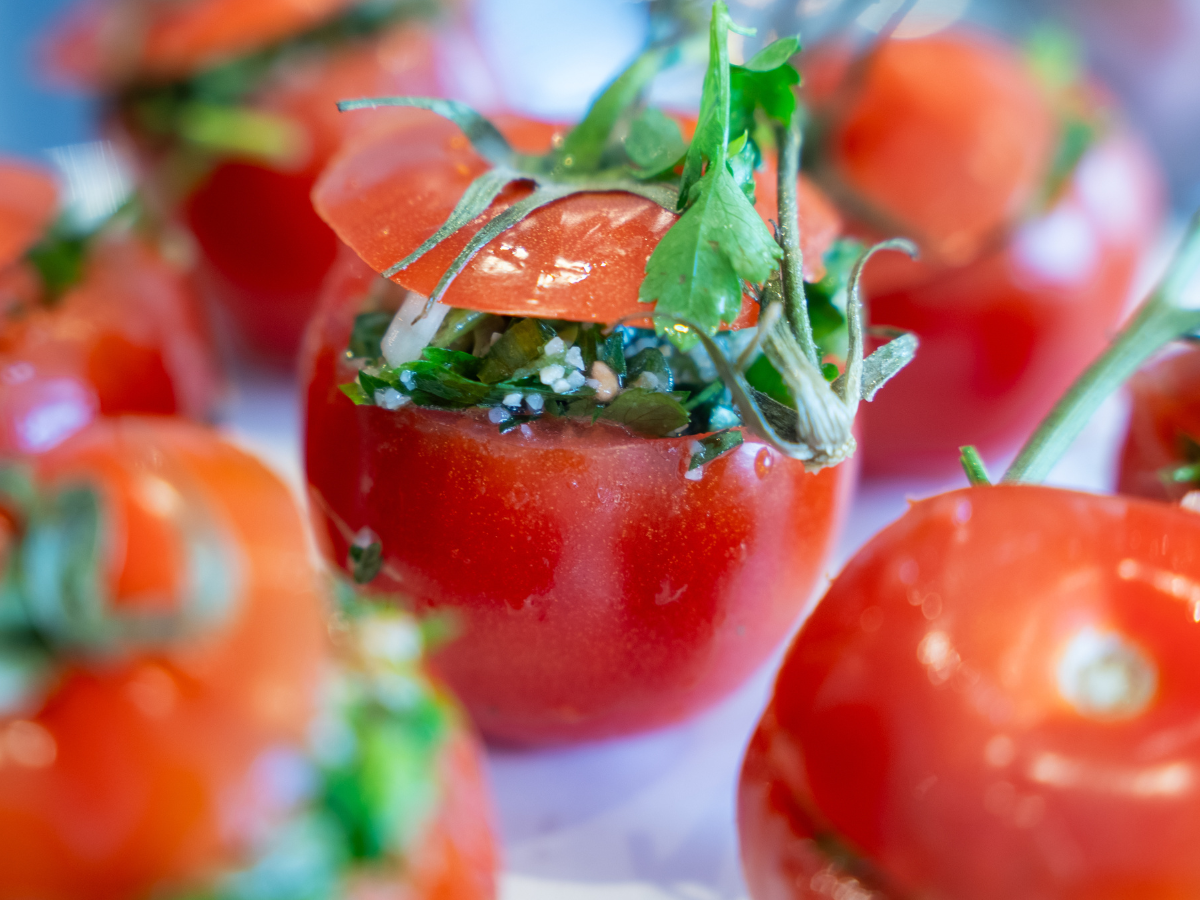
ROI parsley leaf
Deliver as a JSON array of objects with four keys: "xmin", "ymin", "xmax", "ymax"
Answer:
[
  {"xmin": 599, "ymin": 388, "xmax": 690, "ymax": 436},
  {"xmin": 640, "ymin": 161, "xmax": 781, "ymax": 336},
  {"xmin": 348, "ymin": 311, "xmax": 394, "ymax": 359},
  {"xmin": 688, "ymin": 428, "xmax": 744, "ymax": 469},
  {"xmin": 625, "ymin": 107, "xmax": 688, "ymax": 177},
  {"xmin": 678, "ymin": 1, "xmax": 734, "ymax": 207}
]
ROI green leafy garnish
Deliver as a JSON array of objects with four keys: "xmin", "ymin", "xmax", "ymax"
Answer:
[
  {"xmin": 689, "ymin": 428, "xmax": 744, "ymax": 469},
  {"xmin": 730, "ymin": 36, "xmax": 802, "ymax": 141},
  {"xmin": 348, "ymin": 311, "xmax": 394, "ymax": 359},
  {"xmin": 599, "ymin": 388, "xmax": 691, "ymax": 437}
]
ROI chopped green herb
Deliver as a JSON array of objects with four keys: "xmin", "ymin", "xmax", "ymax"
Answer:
[
  {"xmin": 627, "ymin": 347, "xmax": 674, "ymax": 391},
  {"xmin": 348, "ymin": 540, "xmax": 383, "ymax": 585},
  {"xmin": 688, "ymin": 428, "xmax": 744, "ymax": 469},
  {"xmin": 25, "ymin": 231, "xmax": 88, "ymax": 301},
  {"xmin": 477, "ymin": 317, "xmax": 557, "ymax": 384},
  {"xmin": 348, "ymin": 311, "xmax": 394, "ymax": 359},
  {"xmin": 599, "ymin": 388, "xmax": 691, "ymax": 437}
]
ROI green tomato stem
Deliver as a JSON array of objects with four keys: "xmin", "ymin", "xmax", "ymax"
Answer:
[
  {"xmin": 1002, "ymin": 211, "xmax": 1200, "ymax": 484},
  {"xmin": 959, "ymin": 445, "xmax": 992, "ymax": 486},
  {"xmin": 773, "ymin": 118, "xmax": 819, "ymax": 368}
]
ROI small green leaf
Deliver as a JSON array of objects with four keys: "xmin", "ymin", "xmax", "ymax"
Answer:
[
  {"xmin": 1162, "ymin": 461, "xmax": 1200, "ymax": 486},
  {"xmin": 348, "ymin": 541, "xmax": 383, "ymax": 585},
  {"xmin": 599, "ymin": 388, "xmax": 690, "ymax": 437},
  {"xmin": 640, "ymin": 163, "xmax": 782, "ymax": 335},
  {"xmin": 741, "ymin": 35, "xmax": 801, "ymax": 72},
  {"xmin": 625, "ymin": 107, "xmax": 687, "ymax": 176},
  {"xmin": 679, "ymin": 1, "xmax": 734, "ymax": 207},
  {"xmin": 177, "ymin": 102, "xmax": 306, "ymax": 165},
  {"xmin": 421, "ymin": 346, "xmax": 484, "ymax": 378},
  {"xmin": 729, "ymin": 61, "xmax": 800, "ymax": 137},
  {"xmin": 478, "ymin": 318, "xmax": 557, "ymax": 384},
  {"xmin": 348, "ymin": 311, "xmax": 394, "ymax": 359},
  {"xmin": 25, "ymin": 232, "xmax": 87, "ymax": 300},
  {"xmin": 430, "ymin": 308, "xmax": 488, "ymax": 349},
  {"xmin": 560, "ymin": 44, "xmax": 673, "ymax": 174},
  {"xmin": 688, "ymin": 428, "xmax": 744, "ymax": 469},
  {"xmin": 340, "ymin": 383, "xmax": 372, "ymax": 406},
  {"xmin": 626, "ymin": 347, "xmax": 674, "ymax": 391}
]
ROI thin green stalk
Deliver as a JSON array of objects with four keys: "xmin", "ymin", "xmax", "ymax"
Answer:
[
  {"xmin": 773, "ymin": 118, "xmax": 818, "ymax": 367},
  {"xmin": 1003, "ymin": 212, "xmax": 1200, "ymax": 484},
  {"xmin": 959, "ymin": 446, "xmax": 991, "ymax": 486}
]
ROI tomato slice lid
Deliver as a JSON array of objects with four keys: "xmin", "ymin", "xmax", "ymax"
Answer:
[
  {"xmin": 0, "ymin": 161, "xmax": 58, "ymax": 270},
  {"xmin": 46, "ymin": 0, "xmax": 365, "ymax": 85},
  {"xmin": 313, "ymin": 113, "xmax": 841, "ymax": 328}
]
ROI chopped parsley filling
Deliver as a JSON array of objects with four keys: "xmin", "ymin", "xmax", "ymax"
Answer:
[{"xmin": 339, "ymin": 239, "xmax": 858, "ymax": 448}]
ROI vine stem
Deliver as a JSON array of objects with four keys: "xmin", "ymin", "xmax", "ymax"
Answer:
[
  {"xmin": 1002, "ymin": 211, "xmax": 1200, "ymax": 484},
  {"xmin": 773, "ymin": 117, "xmax": 818, "ymax": 368}
]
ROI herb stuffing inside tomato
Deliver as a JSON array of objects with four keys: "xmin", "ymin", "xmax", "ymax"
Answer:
[{"xmin": 305, "ymin": 3, "xmax": 919, "ymax": 743}]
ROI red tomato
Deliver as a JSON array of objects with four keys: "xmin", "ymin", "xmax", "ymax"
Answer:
[
  {"xmin": 856, "ymin": 133, "xmax": 1161, "ymax": 476},
  {"xmin": 0, "ymin": 418, "xmax": 327, "ymax": 900},
  {"xmin": 46, "ymin": 0, "xmax": 364, "ymax": 84},
  {"xmin": 0, "ymin": 232, "xmax": 222, "ymax": 454},
  {"xmin": 0, "ymin": 160, "xmax": 58, "ymax": 268},
  {"xmin": 807, "ymin": 30, "xmax": 1057, "ymax": 265},
  {"xmin": 740, "ymin": 484, "xmax": 1200, "ymax": 899},
  {"xmin": 48, "ymin": 0, "xmax": 484, "ymax": 361},
  {"xmin": 313, "ymin": 113, "xmax": 841, "ymax": 328},
  {"xmin": 302, "ymin": 250, "xmax": 855, "ymax": 744},
  {"xmin": 1119, "ymin": 344, "xmax": 1200, "ymax": 502},
  {"xmin": 804, "ymin": 30, "xmax": 1163, "ymax": 476}
]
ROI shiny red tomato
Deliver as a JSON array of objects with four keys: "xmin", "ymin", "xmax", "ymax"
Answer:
[
  {"xmin": 1119, "ymin": 344, "xmax": 1200, "ymax": 502},
  {"xmin": 740, "ymin": 484, "xmax": 1200, "ymax": 899},
  {"xmin": 313, "ymin": 113, "xmax": 841, "ymax": 327},
  {"xmin": 0, "ymin": 418, "xmax": 327, "ymax": 900},
  {"xmin": 1, "ymin": 229, "xmax": 222, "ymax": 455},
  {"xmin": 49, "ymin": 0, "xmax": 481, "ymax": 362},
  {"xmin": 805, "ymin": 30, "xmax": 1164, "ymax": 476},
  {"xmin": 303, "ymin": 250, "xmax": 855, "ymax": 744}
]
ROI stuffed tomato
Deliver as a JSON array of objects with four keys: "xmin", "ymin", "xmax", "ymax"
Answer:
[
  {"xmin": 47, "ymin": 0, "xmax": 488, "ymax": 361},
  {"xmin": 0, "ymin": 417, "xmax": 497, "ymax": 899},
  {"xmin": 804, "ymin": 28, "xmax": 1163, "ymax": 476},
  {"xmin": 0, "ymin": 158, "xmax": 220, "ymax": 455},
  {"xmin": 304, "ymin": 248, "xmax": 853, "ymax": 745},
  {"xmin": 302, "ymin": 5, "xmax": 887, "ymax": 743}
]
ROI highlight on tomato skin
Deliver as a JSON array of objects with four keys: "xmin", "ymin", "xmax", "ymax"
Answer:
[
  {"xmin": 739, "ymin": 484, "xmax": 1200, "ymax": 900},
  {"xmin": 1118, "ymin": 344, "xmax": 1200, "ymax": 503},
  {"xmin": 302, "ymin": 250, "xmax": 857, "ymax": 744},
  {"xmin": 0, "ymin": 417, "xmax": 499, "ymax": 899},
  {"xmin": 45, "ymin": 0, "xmax": 489, "ymax": 363},
  {"xmin": 0, "ymin": 226, "xmax": 223, "ymax": 456},
  {"xmin": 803, "ymin": 28, "xmax": 1165, "ymax": 477}
]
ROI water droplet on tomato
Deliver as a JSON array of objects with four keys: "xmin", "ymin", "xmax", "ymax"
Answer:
[{"xmin": 754, "ymin": 448, "xmax": 773, "ymax": 480}]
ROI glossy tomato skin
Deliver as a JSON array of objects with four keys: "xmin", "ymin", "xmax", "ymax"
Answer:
[
  {"xmin": 0, "ymin": 233, "xmax": 222, "ymax": 455},
  {"xmin": 858, "ymin": 133, "xmax": 1162, "ymax": 476},
  {"xmin": 740, "ymin": 485, "xmax": 1200, "ymax": 900},
  {"xmin": 303, "ymin": 251, "xmax": 855, "ymax": 745},
  {"xmin": 0, "ymin": 418, "xmax": 327, "ymax": 900},
  {"xmin": 1118, "ymin": 345, "xmax": 1200, "ymax": 502}
]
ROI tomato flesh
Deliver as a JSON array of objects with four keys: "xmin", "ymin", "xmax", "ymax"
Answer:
[
  {"xmin": 740, "ymin": 485, "xmax": 1200, "ymax": 899},
  {"xmin": 1119, "ymin": 345, "xmax": 1200, "ymax": 502},
  {"xmin": 303, "ymin": 251, "xmax": 855, "ymax": 744},
  {"xmin": 0, "ymin": 235, "xmax": 222, "ymax": 454}
]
